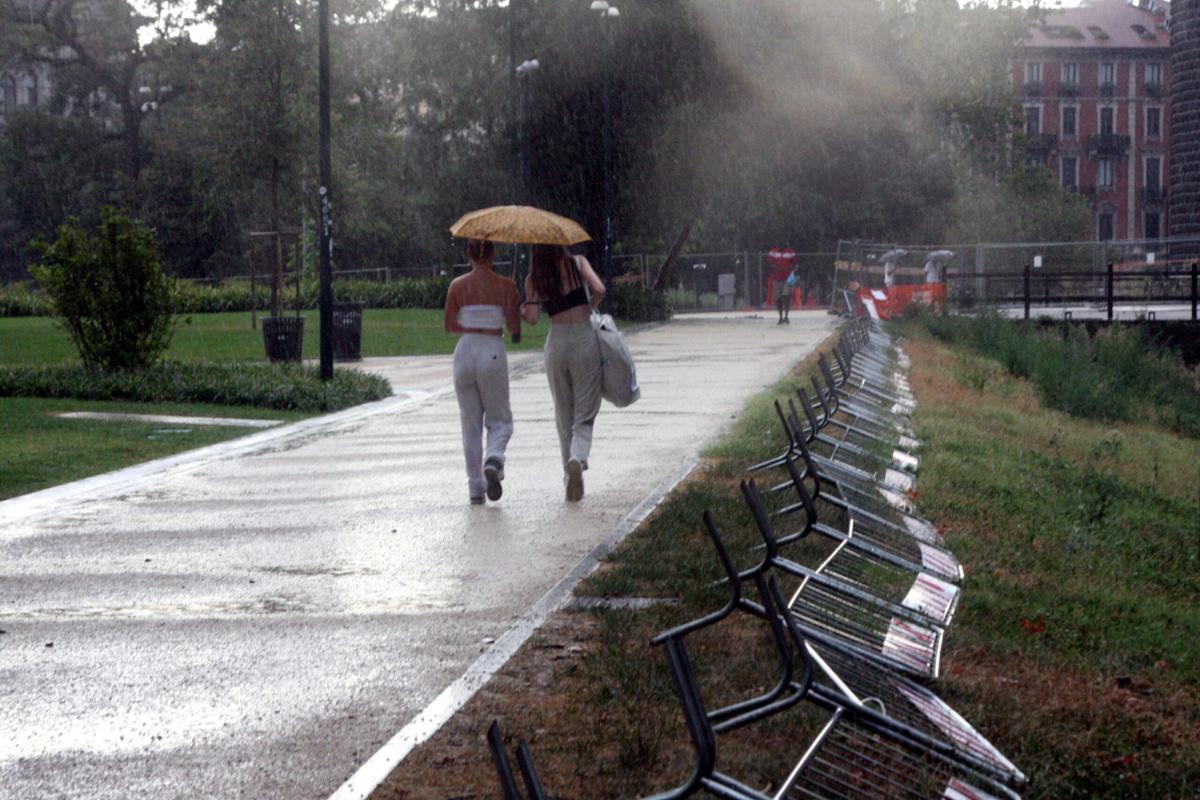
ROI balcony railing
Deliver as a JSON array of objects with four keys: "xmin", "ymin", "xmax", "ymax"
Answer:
[
  {"xmin": 1088, "ymin": 133, "xmax": 1131, "ymax": 156},
  {"xmin": 1059, "ymin": 81, "xmax": 1081, "ymax": 97},
  {"xmin": 1024, "ymin": 81, "xmax": 1042, "ymax": 96},
  {"xmin": 1099, "ymin": 82, "xmax": 1116, "ymax": 98},
  {"xmin": 1143, "ymin": 186, "xmax": 1164, "ymax": 205},
  {"xmin": 1145, "ymin": 81, "xmax": 1165, "ymax": 98}
]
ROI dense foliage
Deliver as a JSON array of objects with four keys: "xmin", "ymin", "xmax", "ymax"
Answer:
[
  {"xmin": 0, "ymin": 360, "xmax": 392, "ymax": 411},
  {"xmin": 1, "ymin": 0, "xmax": 1085, "ymax": 283},
  {"xmin": 918, "ymin": 311, "xmax": 1200, "ymax": 438},
  {"xmin": 31, "ymin": 208, "xmax": 179, "ymax": 371}
]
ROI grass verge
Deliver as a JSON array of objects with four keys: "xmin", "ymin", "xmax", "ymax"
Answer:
[
  {"xmin": 370, "ymin": 322, "xmax": 1200, "ymax": 800},
  {"xmin": 0, "ymin": 397, "xmax": 308, "ymax": 500},
  {"xmin": 0, "ymin": 309, "xmax": 557, "ymax": 366},
  {"xmin": 0, "ymin": 360, "xmax": 392, "ymax": 412}
]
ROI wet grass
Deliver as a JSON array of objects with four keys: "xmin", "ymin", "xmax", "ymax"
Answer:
[
  {"xmin": 0, "ymin": 396, "xmax": 307, "ymax": 500},
  {"xmin": 0, "ymin": 309, "xmax": 553, "ymax": 366},
  {"xmin": 375, "ymin": 324, "xmax": 1200, "ymax": 799}
]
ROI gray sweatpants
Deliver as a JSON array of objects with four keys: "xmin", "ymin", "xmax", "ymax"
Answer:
[
  {"xmin": 453, "ymin": 334, "xmax": 513, "ymax": 498},
  {"xmin": 543, "ymin": 322, "xmax": 602, "ymax": 470}
]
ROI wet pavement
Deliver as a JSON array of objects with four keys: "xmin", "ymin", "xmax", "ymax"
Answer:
[{"xmin": 0, "ymin": 311, "xmax": 836, "ymax": 799}]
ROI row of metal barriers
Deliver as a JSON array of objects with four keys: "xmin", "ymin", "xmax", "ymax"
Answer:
[{"xmin": 488, "ymin": 318, "xmax": 1026, "ymax": 799}]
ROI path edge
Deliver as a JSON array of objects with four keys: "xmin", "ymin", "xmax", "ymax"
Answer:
[{"xmin": 326, "ymin": 458, "xmax": 698, "ymax": 800}]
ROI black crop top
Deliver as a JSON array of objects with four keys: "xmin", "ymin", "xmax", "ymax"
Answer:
[{"xmin": 542, "ymin": 260, "xmax": 590, "ymax": 316}]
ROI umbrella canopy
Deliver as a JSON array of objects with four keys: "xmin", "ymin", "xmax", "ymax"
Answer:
[
  {"xmin": 449, "ymin": 205, "xmax": 591, "ymax": 246},
  {"xmin": 926, "ymin": 249, "xmax": 955, "ymax": 262},
  {"xmin": 766, "ymin": 247, "xmax": 798, "ymax": 267},
  {"xmin": 879, "ymin": 248, "xmax": 908, "ymax": 263}
]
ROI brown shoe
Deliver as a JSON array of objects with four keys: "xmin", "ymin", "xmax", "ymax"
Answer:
[{"xmin": 565, "ymin": 459, "xmax": 584, "ymax": 502}]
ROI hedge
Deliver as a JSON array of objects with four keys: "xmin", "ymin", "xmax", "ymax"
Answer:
[
  {"xmin": 4, "ymin": 275, "xmax": 675, "ymax": 322},
  {"xmin": 0, "ymin": 361, "xmax": 393, "ymax": 413}
]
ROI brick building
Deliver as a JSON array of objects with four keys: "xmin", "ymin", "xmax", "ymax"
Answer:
[{"xmin": 1015, "ymin": 0, "xmax": 1170, "ymax": 241}]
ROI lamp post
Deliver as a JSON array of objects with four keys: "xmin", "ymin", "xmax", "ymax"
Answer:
[
  {"xmin": 590, "ymin": 0, "xmax": 619, "ymax": 304},
  {"xmin": 318, "ymin": 0, "xmax": 333, "ymax": 380},
  {"xmin": 516, "ymin": 58, "xmax": 540, "ymax": 204}
]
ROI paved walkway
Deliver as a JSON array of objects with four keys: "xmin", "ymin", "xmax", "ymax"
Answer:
[{"xmin": 0, "ymin": 311, "xmax": 836, "ymax": 800}]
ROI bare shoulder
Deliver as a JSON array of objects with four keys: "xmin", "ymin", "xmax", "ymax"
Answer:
[{"xmin": 491, "ymin": 271, "xmax": 518, "ymax": 290}]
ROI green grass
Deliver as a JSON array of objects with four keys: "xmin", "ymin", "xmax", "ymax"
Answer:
[
  {"xmin": 0, "ymin": 309, "xmax": 555, "ymax": 366},
  {"xmin": 0, "ymin": 397, "xmax": 308, "ymax": 500},
  {"xmin": 897, "ymin": 326, "xmax": 1200, "ymax": 797}
]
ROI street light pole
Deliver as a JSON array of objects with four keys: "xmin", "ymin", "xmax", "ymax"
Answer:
[
  {"xmin": 516, "ymin": 59, "xmax": 540, "ymax": 204},
  {"xmin": 317, "ymin": 0, "xmax": 333, "ymax": 380},
  {"xmin": 590, "ymin": 1, "xmax": 619, "ymax": 305}
]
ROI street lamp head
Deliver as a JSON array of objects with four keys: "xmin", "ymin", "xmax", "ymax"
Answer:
[
  {"xmin": 589, "ymin": 1, "xmax": 609, "ymax": 11},
  {"xmin": 516, "ymin": 58, "xmax": 540, "ymax": 76}
]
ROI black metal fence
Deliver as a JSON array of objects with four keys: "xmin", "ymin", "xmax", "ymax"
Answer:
[{"xmin": 945, "ymin": 262, "xmax": 1200, "ymax": 321}]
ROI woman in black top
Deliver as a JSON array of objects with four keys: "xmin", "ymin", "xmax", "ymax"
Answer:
[{"xmin": 522, "ymin": 244, "xmax": 606, "ymax": 501}]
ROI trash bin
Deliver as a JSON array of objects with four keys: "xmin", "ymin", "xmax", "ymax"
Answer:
[
  {"xmin": 333, "ymin": 302, "xmax": 363, "ymax": 361},
  {"xmin": 263, "ymin": 316, "xmax": 305, "ymax": 363}
]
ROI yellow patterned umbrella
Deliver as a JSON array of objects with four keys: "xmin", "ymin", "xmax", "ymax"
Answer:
[{"xmin": 449, "ymin": 205, "xmax": 591, "ymax": 246}]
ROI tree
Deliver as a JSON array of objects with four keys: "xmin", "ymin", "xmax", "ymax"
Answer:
[{"xmin": 0, "ymin": 0, "xmax": 200, "ymax": 184}]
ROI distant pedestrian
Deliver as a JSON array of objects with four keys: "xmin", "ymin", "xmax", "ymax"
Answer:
[
  {"xmin": 884, "ymin": 259, "xmax": 897, "ymax": 289},
  {"xmin": 521, "ymin": 244, "xmax": 606, "ymax": 502},
  {"xmin": 444, "ymin": 239, "xmax": 522, "ymax": 504},
  {"xmin": 771, "ymin": 262, "xmax": 793, "ymax": 324}
]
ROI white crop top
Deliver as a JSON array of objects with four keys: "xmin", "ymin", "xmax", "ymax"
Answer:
[{"xmin": 458, "ymin": 304, "xmax": 506, "ymax": 330}]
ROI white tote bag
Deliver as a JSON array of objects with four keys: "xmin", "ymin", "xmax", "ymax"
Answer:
[{"xmin": 591, "ymin": 312, "xmax": 640, "ymax": 407}]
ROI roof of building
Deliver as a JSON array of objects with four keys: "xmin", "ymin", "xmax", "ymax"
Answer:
[{"xmin": 1022, "ymin": 0, "xmax": 1170, "ymax": 51}]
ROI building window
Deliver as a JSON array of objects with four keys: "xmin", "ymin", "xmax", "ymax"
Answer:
[
  {"xmin": 1099, "ymin": 106, "xmax": 1115, "ymax": 135},
  {"xmin": 1098, "ymin": 212, "xmax": 1114, "ymax": 241},
  {"xmin": 1024, "ymin": 106, "xmax": 1041, "ymax": 136},
  {"xmin": 1100, "ymin": 62, "xmax": 1115, "ymax": 84},
  {"xmin": 1061, "ymin": 156, "xmax": 1077, "ymax": 189},
  {"xmin": 1099, "ymin": 158, "xmax": 1114, "ymax": 187},
  {"xmin": 1062, "ymin": 63, "xmax": 1078, "ymax": 83},
  {"xmin": 1147, "ymin": 106, "xmax": 1162, "ymax": 138},
  {"xmin": 1146, "ymin": 63, "xmax": 1163, "ymax": 84},
  {"xmin": 1146, "ymin": 156, "xmax": 1162, "ymax": 193},
  {"xmin": 1026, "ymin": 62, "xmax": 1042, "ymax": 83},
  {"xmin": 1062, "ymin": 106, "xmax": 1077, "ymax": 137},
  {"xmin": 1146, "ymin": 211, "xmax": 1161, "ymax": 240}
]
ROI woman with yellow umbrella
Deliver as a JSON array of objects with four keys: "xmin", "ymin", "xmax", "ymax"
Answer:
[
  {"xmin": 443, "ymin": 236, "xmax": 522, "ymax": 504},
  {"xmin": 449, "ymin": 206, "xmax": 601, "ymax": 503}
]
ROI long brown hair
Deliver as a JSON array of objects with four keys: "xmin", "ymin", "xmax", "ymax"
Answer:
[{"xmin": 530, "ymin": 244, "xmax": 572, "ymax": 300}]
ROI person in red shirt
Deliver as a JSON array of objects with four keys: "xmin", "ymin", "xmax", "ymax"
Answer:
[{"xmin": 444, "ymin": 239, "xmax": 522, "ymax": 504}]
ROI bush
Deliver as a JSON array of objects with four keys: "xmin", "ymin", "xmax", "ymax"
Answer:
[
  {"xmin": 915, "ymin": 310, "xmax": 1200, "ymax": 438},
  {"xmin": 30, "ymin": 208, "xmax": 178, "ymax": 371},
  {"xmin": 0, "ymin": 283, "xmax": 52, "ymax": 317},
  {"xmin": 610, "ymin": 282, "xmax": 672, "ymax": 322},
  {"xmin": 0, "ymin": 361, "xmax": 392, "ymax": 412},
  {"xmin": 1, "ymin": 275, "xmax": 455, "ymax": 318}
]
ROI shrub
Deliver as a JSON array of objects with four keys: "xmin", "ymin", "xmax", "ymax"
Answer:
[
  {"xmin": 30, "ymin": 208, "xmax": 178, "ymax": 371},
  {"xmin": 2, "ymin": 275, "xmax": 457, "ymax": 318},
  {"xmin": 912, "ymin": 310, "xmax": 1200, "ymax": 438},
  {"xmin": 609, "ymin": 282, "xmax": 672, "ymax": 322},
  {"xmin": 0, "ymin": 283, "xmax": 52, "ymax": 317},
  {"xmin": 0, "ymin": 361, "xmax": 392, "ymax": 412}
]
